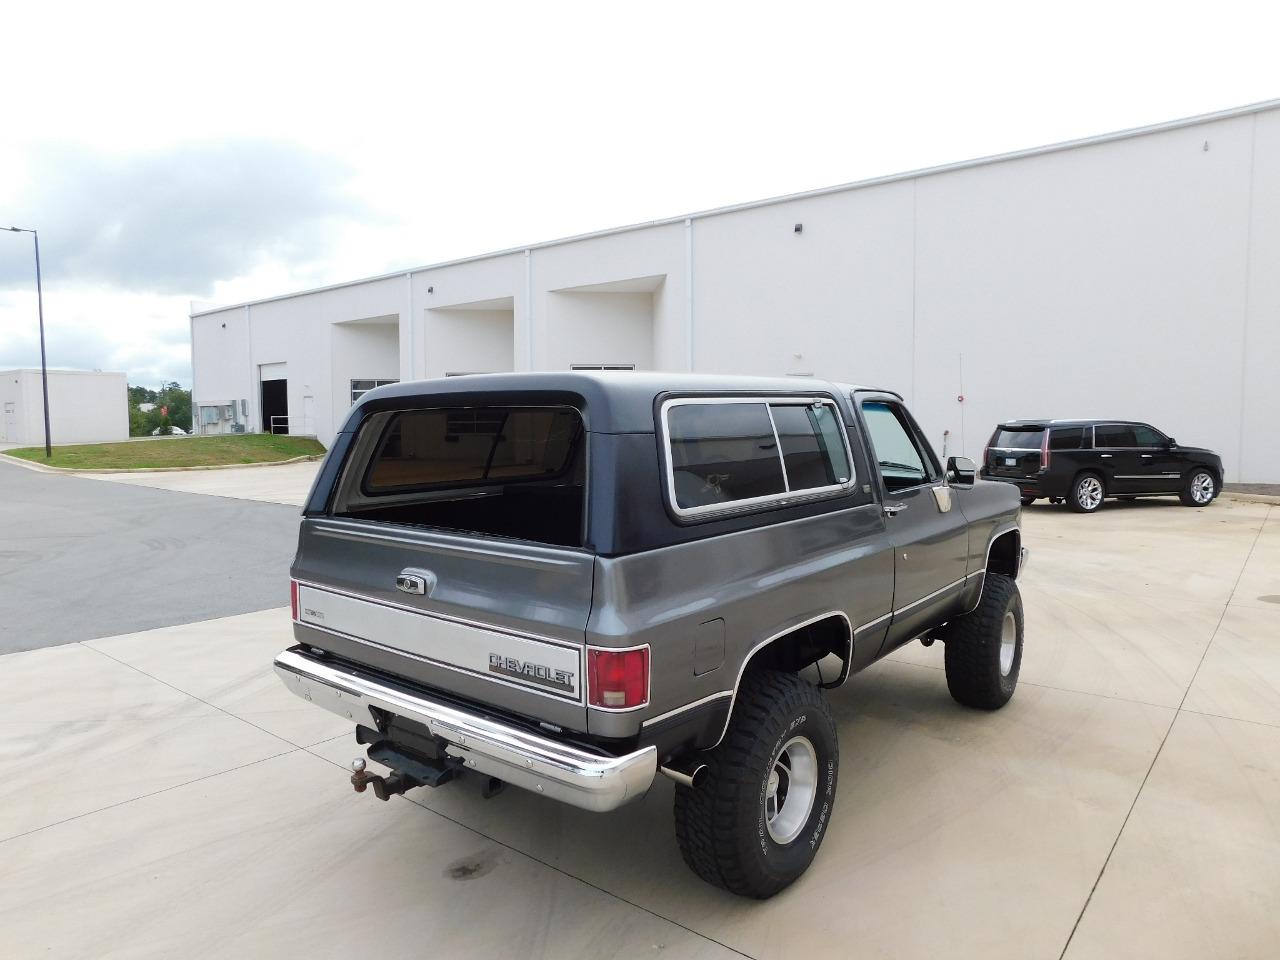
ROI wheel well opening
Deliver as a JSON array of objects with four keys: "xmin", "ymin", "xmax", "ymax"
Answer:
[
  {"xmin": 744, "ymin": 615, "xmax": 851, "ymax": 688},
  {"xmin": 988, "ymin": 530, "xmax": 1021, "ymax": 579},
  {"xmin": 1073, "ymin": 468, "xmax": 1104, "ymax": 490}
]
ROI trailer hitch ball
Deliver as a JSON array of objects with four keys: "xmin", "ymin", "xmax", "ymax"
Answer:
[
  {"xmin": 350, "ymin": 757, "xmax": 375, "ymax": 793},
  {"xmin": 349, "ymin": 756, "xmax": 425, "ymax": 801}
]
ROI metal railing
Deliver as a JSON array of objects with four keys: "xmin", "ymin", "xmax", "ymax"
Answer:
[{"xmin": 269, "ymin": 415, "xmax": 304, "ymax": 435}]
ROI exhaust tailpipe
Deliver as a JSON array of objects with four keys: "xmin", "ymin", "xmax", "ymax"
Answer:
[{"xmin": 659, "ymin": 761, "xmax": 707, "ymax": 789}]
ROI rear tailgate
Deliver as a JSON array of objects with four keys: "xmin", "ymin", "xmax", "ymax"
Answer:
[
  {"xmin": 985, "ymin": 425, "xmax": 1045, "ymax": 479},
  {"xmin": 293, "ymin": 518, "xmax": 593, "ymax": 731}
]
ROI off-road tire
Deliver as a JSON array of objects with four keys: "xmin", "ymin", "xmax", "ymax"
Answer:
[
  {"xmin": 942, "ymin": 573, "xmax": 1023, "ymax": 709},
  {"xmin": 1068, "ymin": 472, "xmax": 1105, "ymax": 513},
  {"xmin": 1020, "ymin": 496, "xmax": 1037, "ymax": 506},
  {"xmin": 1180, "ymin": 468, "xmax": 1216, "ymax": 507},
  {"xmin": 673, "ymin": 670, "xmax": 838, "ymax": 899}
]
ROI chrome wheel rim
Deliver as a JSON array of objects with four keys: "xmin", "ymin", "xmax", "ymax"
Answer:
[
  {"xmin": 999, "ymin": 611, "xmax": 1017, "ymax": 676},
  {"xmin": 1077, "ymin": 477, "xmax": 1103, "ymax": 510},
  {"xmin": 765, "ymin": 736, "xmax": 818, "ymax": 844},
  {"xmin": 1191, "ymin": 472, "xmax": 1214, "ymax": 504}
]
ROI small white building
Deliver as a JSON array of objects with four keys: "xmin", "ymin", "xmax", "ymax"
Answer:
[
  {"xmin": 190, "ymin": 100, "xmax": 1280, "ymax": 482},
  {"xmin": 0, "ymin": 369, "xmax": 129, "ymax": 446}
]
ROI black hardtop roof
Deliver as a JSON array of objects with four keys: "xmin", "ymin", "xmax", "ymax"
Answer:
[{"xmin": 345, "ymin": 371, "xmax": 899, "ymax": 434}]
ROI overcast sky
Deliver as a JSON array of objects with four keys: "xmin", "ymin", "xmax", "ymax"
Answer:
[{"xmin": 1, "ymin": 0, "xmax": 1277, "ymax": 388}]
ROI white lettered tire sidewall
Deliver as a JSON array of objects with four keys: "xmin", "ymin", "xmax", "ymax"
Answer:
[{"xmin": 752, "ymin": 710, "xmax": 838, "ymax": 872}]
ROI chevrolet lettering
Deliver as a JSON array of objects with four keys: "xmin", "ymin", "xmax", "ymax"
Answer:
[{"xmin": 488, "ymin": 653, "xmax": 576, "ymax": 693}]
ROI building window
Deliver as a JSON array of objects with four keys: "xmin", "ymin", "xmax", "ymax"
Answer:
[
  {"xmin": 570, "ymin": 364, "xmax": 635, "ymax": 371},
  {"xmin": 351, "ymin": 379, "xmax": 398, "ymax": 405}
]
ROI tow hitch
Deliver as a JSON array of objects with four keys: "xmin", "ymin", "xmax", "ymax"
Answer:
[{"xmin": 349, "ymin": 738, "xmax": 464, "ymax": 801}]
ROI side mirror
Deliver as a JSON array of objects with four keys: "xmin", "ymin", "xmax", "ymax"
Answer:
[
  {"xmin": 1165, "ymin": 438, "xmax": 1177, "ymax": 449},
  {"xmin": 947, "ymin": 456, "xmax": 976, "ymax": 486}
]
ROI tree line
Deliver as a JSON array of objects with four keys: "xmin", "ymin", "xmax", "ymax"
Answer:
[{"xmin": 128, "ymin": 382, "xmax": 193, "ymax": 436}]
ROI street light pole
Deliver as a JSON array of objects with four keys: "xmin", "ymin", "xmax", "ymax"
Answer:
[{"xmin": 5, "ymin": 226, "xmax": 51, "ymax": 457}]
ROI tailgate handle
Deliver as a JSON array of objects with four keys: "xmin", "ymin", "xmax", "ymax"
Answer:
[{"xmin": 396, "ymin": 569, "xmax": 436, "ymax": 597}]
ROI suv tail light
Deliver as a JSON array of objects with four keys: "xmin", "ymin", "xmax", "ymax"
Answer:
[
  {"xmin": 290, "ymin": 579, "xmax": 299, "ymax": 621},
  {"xmin": 587, "ymin": 647, "xmax": 649, "ymax": 709},
  {"xmin": 1040, "ymin": 430, "xmax": 1051, "ymax": 470}
]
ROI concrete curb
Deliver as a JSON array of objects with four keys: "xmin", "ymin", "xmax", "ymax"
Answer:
[{"xmin": 0, "ymin": 452, "xmax": 323, "ymax": 475}]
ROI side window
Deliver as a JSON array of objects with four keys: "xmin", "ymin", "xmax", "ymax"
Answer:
[
  {"xmin": 667, "ymin": 402, "xmax": 786, "ymax": 510},
  {"xmin": 769, "ymin": 403, "xmax": 852, "ymax": 491},
  {"xmin": 1094, "ymin": 424, "xmax": 1136, "ymax": 448},
  {"xmin": 860, "ymin": 401, "xmax": 934, "ymax": 492},
  {"xmin": 1049, "ymin": 427, "xmax": 1085, "ymax": 450},
  {"xmin": 1132, "ymin": 425, "xmax": 1166, "ymax": 448},
  {"xmin": 663, "ymin": 398, "xmax": 853, "ymax": 516}
]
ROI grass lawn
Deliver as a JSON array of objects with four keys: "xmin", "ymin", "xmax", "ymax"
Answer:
[{"xmin": 2, "ymin": 433, "xmax": 326, "ymax": 469}]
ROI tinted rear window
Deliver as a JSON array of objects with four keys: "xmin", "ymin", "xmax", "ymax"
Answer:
[
  {"xmin": 364, "ymin": 407, "xmax": 580, "ymax": 493},
  {"xmin": 1049, "ymin": 427, "xmax": 1086, "ymax": 450},
  {"xmin": 993, "ymin": 427, "xmax": 1044, "ymax": 449}
]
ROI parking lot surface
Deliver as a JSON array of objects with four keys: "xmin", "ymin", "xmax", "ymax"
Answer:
[
  {"xmin": 0, "ymin": 480, "xmax": 1275, "ymax": 959},
  {"xmin": 0, "ymin": 457, "xmax": 300, "ymax": 653}
]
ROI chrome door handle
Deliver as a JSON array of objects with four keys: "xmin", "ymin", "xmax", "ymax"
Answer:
[
  {"xmin": 1141, "ymin": 454, "xmax": 1153, "ymax": 458},
  {"xmin": 1100, "ymin": 454, "xmax": 1113, "ymax": 458},
  {"xmin": 884, "ymin": 502, "xmax": 908, "ymax": 516}
]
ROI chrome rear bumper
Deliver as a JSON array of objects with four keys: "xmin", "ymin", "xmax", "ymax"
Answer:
[{"xmin": 274, "ymin": 648, "xmax": 656, "ymax": 812}]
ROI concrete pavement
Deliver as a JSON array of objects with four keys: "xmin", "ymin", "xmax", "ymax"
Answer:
[
  {"xmin": 0, "ymin": 457, "xmax": 300, "ymax": 653},
  {"xmin": 0, "ymin": 496, "xmax": 1275, "ymax": 959},
  {"xmin": 74, "ymin": 459, "xmax": 321, "ymax": 506}
]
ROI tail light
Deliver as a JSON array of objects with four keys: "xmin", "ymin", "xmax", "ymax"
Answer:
[
  {"xmin": 587, "ymin": 647, "xmax": 649, "ymax": 709},
  {"xmin": 1040, "ymin": 430, "xmax": 1051, "ymax": 470},
  {"xmin": 290, "ymin": 579, "xmax": 299, "ymax": 621}
]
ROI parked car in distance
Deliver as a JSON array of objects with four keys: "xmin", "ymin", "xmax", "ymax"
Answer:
[
  {"xmin": 274, "ymin": 372, "xmax": 1028, "ymax": 898},
  {"xmin": 981, "ymin": 419, "xmax": 1222, "ymax": 513}
]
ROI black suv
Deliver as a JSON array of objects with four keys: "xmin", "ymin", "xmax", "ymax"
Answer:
[{"xmin": 982, "ymin": 420, "xmax": 1223, "ymax": 513}]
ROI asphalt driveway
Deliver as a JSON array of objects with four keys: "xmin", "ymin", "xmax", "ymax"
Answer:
[{"xmin": 0, "ymin": 458, "xmax": 300, "ymax": 654}]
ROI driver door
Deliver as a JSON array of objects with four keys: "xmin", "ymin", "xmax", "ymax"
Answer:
[{"xmin": 857, "ymin": 398, "xmax": 970, "ymax": 654}]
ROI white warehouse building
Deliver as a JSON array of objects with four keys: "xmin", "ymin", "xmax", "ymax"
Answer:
[
  {"xmin": 1, "ymin": 368, "xmax": 128, "ymax": 445},
  {"xmin": 190, "ymin": 100, "xmax": 1280, "ymax": 482}
]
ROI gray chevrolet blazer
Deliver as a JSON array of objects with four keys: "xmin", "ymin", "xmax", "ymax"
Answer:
[{"xmin": 276, "ymin": 372, "xmax": 1027, "ymax": 897}]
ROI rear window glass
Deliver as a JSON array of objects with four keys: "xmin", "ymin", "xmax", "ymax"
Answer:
[
  {"xmin": 1049, "ymin": 427, "xmax": 1086, "ymax": 450},
  {"xmin": 365, "ymin": 407, "xmax": 580, "ymax": 493},
  {"xmin": 1094, "ymin": 424, "xmax": 1137, "ymax": 448},
  {"xmin": 993, "ymin": 427, "xmax": 1044, "ymax": 449}
]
